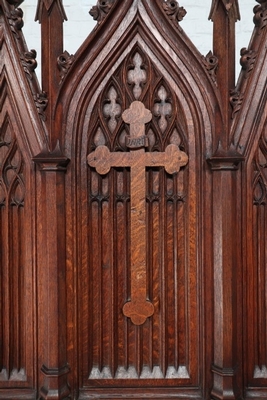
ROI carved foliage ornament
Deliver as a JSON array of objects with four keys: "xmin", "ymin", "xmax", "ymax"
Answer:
[
  {"xmin": 20, "ymin": 49, "xmax": 38, "ymax": 80},
  {"xmin": 6, "ymin": 7, "xmax": 24, "ymax": 37},
  {"xmin": 57, "ymin": 51, "xmax": 74, "ymax": 84},
  {"xmin": 33, "ymin": 92, "xmax": 48, "ymax": 121},
  {"xmin": 253, "ymin": 0, "xmax": 267, "ymax": 31},
  {"xmin": 162, "ymin": 0, "xmax": 187, "ymax": 23},
  {"xmin": 240, "ymin": 47, "xmax": 257, "ymax": 78},
  {"xmin": 229, "ymin": 90, "xmax": 244, "ymax": 119},
  {"xmin": 89, "ymin": 0, "xmax": 116, "ymax": 23},
  {"xmin": 202, "ymin": 51, "xmax": 218, "ymax": 85}
]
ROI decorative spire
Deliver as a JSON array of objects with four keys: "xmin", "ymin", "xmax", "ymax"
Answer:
[
  {"xmin": 209, "ymin": 0, "xmax": 240, "ymax": 145},
  {"xmin": 209, "ymin": 0, "xmax": 240, "ymax": 22},
  {"xmin": 35, "ymin": 0, "xmax": 67, "ymax": 23},
  {"xmin": 35, "ymin": 0, "xmax": 67, "ymax": 149}
]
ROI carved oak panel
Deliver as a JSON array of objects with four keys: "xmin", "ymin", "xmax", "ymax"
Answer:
[{"xmin": 70, "ymin": 44, "xmax": 202, "ymax": 396}]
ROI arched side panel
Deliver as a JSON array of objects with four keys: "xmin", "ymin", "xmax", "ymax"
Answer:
[
  {"xmin": 0, "ymin": 11, "xmax": 44, "ymax": 394},
  {"xmin": 244, "ymin": 128, "xmax": 267, "ymax": 397},
  {"xmin": 0, "ymin": 76, "xmax": 36, "ymax": 397}
]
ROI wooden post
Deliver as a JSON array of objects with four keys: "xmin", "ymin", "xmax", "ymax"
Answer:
[
  {"xmin": 33, "ymin": 145, "xmax": 70, "ymax": 400},
  {"xmin": 208, "ymin": 146, "xmax": 244, "ymax": 399},
  {"xmin": 208, "ymin": 2, "xmax": 243, "ymax": 398}
]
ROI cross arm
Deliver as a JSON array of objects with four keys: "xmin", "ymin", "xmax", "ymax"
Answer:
[
  {"xmin": 147, "ymin": 144, "xmax": 188, "ymax": 174},
  {"xmin": 87, "ymin": 145, "xmax": 134, "ymax": 174}
]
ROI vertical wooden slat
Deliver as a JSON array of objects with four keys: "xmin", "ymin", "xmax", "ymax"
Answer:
[
  {"xmin": 152, "ymin": 187, "xmax": 160, "ymax": 369},
  {"xmin": 11, "ymin": 204, "xmax": 19, "ymax": 372},
  {"xmin": 160, "ymin": 170, "xmax": 167, "ymax": 377},
  {"xmin": 173, "ymin": 177, "xmax": 179, "ymax": 371},
  {"xmin": 257, "ymin": 205, "xmax": 264, "ymax": 367}
]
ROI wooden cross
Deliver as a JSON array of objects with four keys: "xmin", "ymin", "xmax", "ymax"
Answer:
[{"xmin": 87, "ymin": 101, "xmax": 188, "ymax": 325}]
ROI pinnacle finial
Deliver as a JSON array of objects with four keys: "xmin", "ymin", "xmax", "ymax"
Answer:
[
  {"xmin": 35, "ymin": 0, "xmax": 67, "ymax": 23},
  {"xmin": 209, "ymin": 0, "xmax": 240, "ymax": 21}
]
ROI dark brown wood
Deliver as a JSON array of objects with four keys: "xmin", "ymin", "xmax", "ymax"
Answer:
[{"xmin": 2, "ymin": 0, "xmax": 267, "ymax": 398}]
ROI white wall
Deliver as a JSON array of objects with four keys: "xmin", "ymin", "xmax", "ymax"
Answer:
[{"xmin": 20, "ymin": 0, "xmax": 255, "ymax": 83}]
